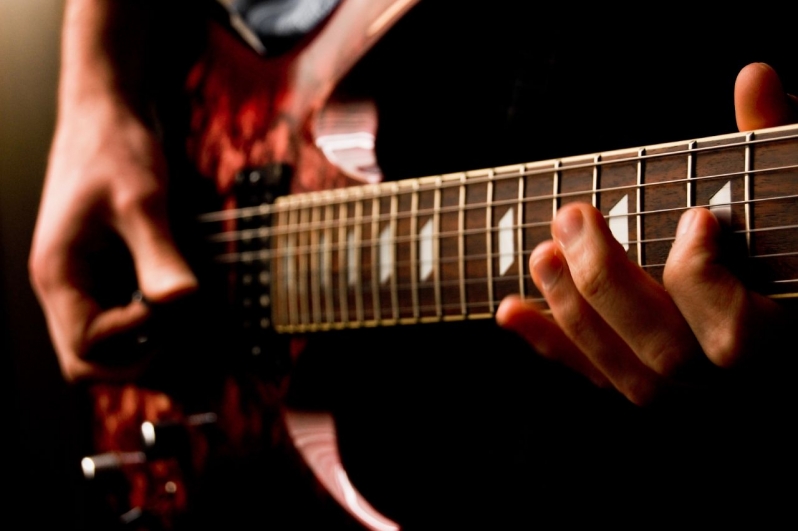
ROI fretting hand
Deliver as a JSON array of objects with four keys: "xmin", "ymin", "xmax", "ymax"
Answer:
[{"xmin": 497, "ymin": 63, "xmax": 798, "ymax": 404}]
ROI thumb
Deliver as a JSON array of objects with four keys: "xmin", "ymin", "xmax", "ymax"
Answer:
[{"xmin": 734, "ymin": 62, "xmax": 798, "ymax": 131}]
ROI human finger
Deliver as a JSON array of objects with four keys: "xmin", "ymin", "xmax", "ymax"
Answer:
[
  {"xmin": 31, "ymin": 248, "xmax": 151, "ymax": 381},
  {"xmin": 526, "ymin": 238, "xmax": 663, "ymax": 405},
  {"xmin": 496, "ymin": 293, "xmax": 610, "ymax": 389},
  {"xmin": 664, "ymin": 208, "xmax": 786, "ymax": 368},
  {"xmin": 550, "ymin": 203, "xmax": 701, "ymax": 378},
  {"xmin": 735, "ymin": 62, "xmax": 798, "ymax": 131},
  {"xmin": 110, "ymin": 167, "xmax": 198, "ymax": 303}
]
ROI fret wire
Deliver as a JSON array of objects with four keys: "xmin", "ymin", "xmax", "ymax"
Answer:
[
  {"xmin": 310, "ymin": 202, "xmax": 322, "ymax": 325},
  {"xmin": 486, "ymin": 170, "xmax": 495, "ymax": 313},
  {"xmin": 410, "ymin": 180, "xmax": 420, "ymax": 320},
  {"xmin": 276, "ymin": 205, "xmax": 290, "ymax": 327},
  {"xmin": 458, "ymin": 173, "xmax": 467, "ymax": 316},
  {"xmin": 298, "ymin": 201, "xmax": 310, "ymax": 325},
  {"xmin": 636, "ymin": 148, "xmax": 644, "ymax": 268},
  {"xmin": 744, "ymin": 132, "xmax": 753, "ymax": 255},
  {"xmin": 390, "ymin": 183, "xmax": 399, "ymax": 321},
  {"xmin": 433, "ymin": 176, "xmax": 442, "ymax": 318},
  {"xmin": 516, "ymin": 167, "xmax": 526, "ymax": 299},
  {"xmin": 287, "ymin": 205, "xmax": 299, "ymax": 326},
  {"xmin": 324, "ymin": 199, "xmax": 334, "ymax": 325},
  {"xmin": 338, "ymin": 199, "xmax": 349, "ymax": 325},
  {"xmin": 686, "ymin": 140, "xmax": 696, "ymax": 208},
  {"xmin": 371, "ymin": 194, "xmax": 381, "ymax": 322},
  {"xmin": 354, "ymin": 192, "xmax": 365, "ymax": 325},
  {"xmin": 198, "ymin": 129, "xmax": 798, "ymax": 224},
  {"xmin": 591, "ymin": 155, "xmax": 599, "ymax": 208},
  {"xmin": 207, "ymin": 161, "xmax": 798, "ymax": 245}
]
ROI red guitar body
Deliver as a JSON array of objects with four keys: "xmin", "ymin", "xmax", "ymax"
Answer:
[{"xmin": 85, "ymin": 1, "xmax": 415, "ymax": 529}]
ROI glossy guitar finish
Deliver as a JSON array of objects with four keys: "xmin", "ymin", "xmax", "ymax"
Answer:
[{"xmin": 86, "ymin": 1, "xmax": 416, "ymax": 528}]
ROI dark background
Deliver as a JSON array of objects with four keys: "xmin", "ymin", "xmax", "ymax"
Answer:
[{"xmin": 0, "ymin": 1, "xmax": 83, "ymax": 527}]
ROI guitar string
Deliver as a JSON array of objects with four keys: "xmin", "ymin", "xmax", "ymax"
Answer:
[
  {"xmin": 203, "ymin": 164, "xmax": 798, "ymax": 244},
  {"xmin": 226, "ymin": 246, "xmax": 798, "ymax": 288},
  {"xmin": 211, "ymin": 202, "xmax": 798, "ymax": 266},
  {"xmin": 209, "ymin": 195, "xmax": 798, "ymax": 259},
  {"xmin": 196, "ymin": 131, "xmax": 798, "ymax": 224},
  {"xmin": 272, "ymin": 260, "xmax": 798, "ymax": 325}
]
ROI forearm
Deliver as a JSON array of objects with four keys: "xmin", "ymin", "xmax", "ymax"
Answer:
[{"xmin": 59, "ymin": 0, "xmax": 150, "ymax": 116}]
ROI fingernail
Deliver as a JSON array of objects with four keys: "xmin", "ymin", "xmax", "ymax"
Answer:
[
  {"xmin": 677, "ymin": 209, "xmax": 697, "ymax": 239},
  {"xmin": 553, "ymin": 207, "xmax": 583, "ymax": 249},
  {"xmin": 532, "ymin": 251, "xmax": 563, "ymax": 291}
]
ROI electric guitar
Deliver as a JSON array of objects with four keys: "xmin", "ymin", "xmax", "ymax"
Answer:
[{"xmin": 80, "ymin": 1, "xmax": 798, "ymax": 529}]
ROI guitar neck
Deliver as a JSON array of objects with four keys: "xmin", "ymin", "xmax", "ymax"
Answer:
[{"xmin": 263, "ymin": 123, "xmax": 798, "ymax": 333}]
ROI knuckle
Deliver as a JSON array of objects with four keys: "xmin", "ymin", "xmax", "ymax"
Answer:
[
  {"xmin": 574, "ymin": 253, "xmax": 613, "ymax": 302},
  {"xmin": 702, "ymin": 323, "xmax": 745, "ymax": 368},
  {"xmin": 620, "ymin": 376, "xmax": 659, "ymax": 407},
  {"xmin": 112, "ymin": 180, "xmax": 165, "ymax": 221},
  {"xmin": 28, "ymin": 246, "xmax": 56, "ymax": 295}
]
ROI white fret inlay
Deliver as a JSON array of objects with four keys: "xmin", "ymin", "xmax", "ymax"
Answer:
[
  {"xmin": 379, "ymin": 225, "xmax": 392, "ymax": 284},
  {"xmin": 498, "ymin": 208, "xmax": 514, "ymax": 275},
  {"xmin": 419, "ymin": 220, "xmax": 433, "ymax": 281},
  {"xmin": 609, "ymin": 195, "xmax": 630, "ymax": 251},
  {"xmin": 320, "ymin": 233, "xmax": 330, "ymax": 289},
  {"xmin": 709, "ymin": 181, "xmax": 732, "ymax": 225},
  {"xmin": 347, "ymin": 230, "xmax": 356, "ymax": 287}
]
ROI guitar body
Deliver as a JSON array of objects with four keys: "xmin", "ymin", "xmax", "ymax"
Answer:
[
  {"xmin": 84, "ymin": 1, "xmax": 412, "ymax": 529},
  {"xmin": 81, "ymin": 3, "xmax": 798, "ymax": 529}
]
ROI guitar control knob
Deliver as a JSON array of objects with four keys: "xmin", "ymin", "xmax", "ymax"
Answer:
[
  {"xmin": 140, "ymin": 412, "xmax": 218, "ymax": 458},
  {"xmin": 81, "ymin": 451, "xmax": 146, "ymax": 480}
]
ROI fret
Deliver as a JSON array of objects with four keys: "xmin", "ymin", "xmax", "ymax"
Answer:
[
  {"xmin": 591, "ymin": 155, "xmax": 600, "ymax": 208},
  {"xmin": 324, "ymin": 199, "xmax": 335, "ymax": 325},
  {"xmin": 458, "ymin": 173, "xmax": 467, "ymax": 316},
  {"xmin": 286, "ymin": 204, "xmax": 299, "ymax": 326},
  {"xmin": 492, "ymin": 167, "xmax": 522, "ymax": 305},
  {"xmin": 516, "ymin": 168, "xmax": 525, "ymax": 299},
  {"xmin": 636, "ymin": 148, "xmax": 644, "ymax": 268},
  {"xmin": 337, "ymin": 198, "xmax": 349, "ymax": 325},
  {"xmin": 297, "ymin": 200, "xmax": 310, "ymax": 325},
  {"xmin": 371, "ymin": 193, "xmax": 381, "ymax": 321},
  {"xmin": 486, "ymin": 171, "xmax": 495, "ymax": 312},
  {"xmin": 310, "ymin": 201, "xmax": 322, "ymax": 325},
  {"xmin": 439, "ymin": 174, "xmax": 461, "ymax": 317},
  {"xmin": 744, "ymin": 132, "xmax": 753, "ymax": 254},
  {"xmin": 389, "ymin": 183, "xmax": 399, "ymax": 321},
  {"xmin": 433, "ymin": 176, "xmax": 442, "ymax": 318},
  {"xmin": 410, "ymin": 180, "xmax": 420, "ymax": 320},
  {"xmin": 687, "ymin": 140, "xmax": 696, "ymax": 208},
  {"xmin": 275, "ymin": 204, "xmax": 290, "ymax": 328},
  {"xmin": 353, "ymin": 193, "xmax": 365, "ymax": 325},
  {"xmin": 552, "ymin": 159, "xmax": 561, "ymax": 218}
]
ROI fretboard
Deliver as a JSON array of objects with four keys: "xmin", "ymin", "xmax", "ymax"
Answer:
[{"xmin": 226, "ymin": 123, "xmax": 798, "ymax": 333}]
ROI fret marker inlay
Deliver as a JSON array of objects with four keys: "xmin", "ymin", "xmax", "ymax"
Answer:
[
  {"xmin": 609, "ymin": 195, "xmax": 630, "ymax": 251},
  {"xmin": 419, "ymin": 220, "xmax": 433, "ymax": 281},
  {"xmin": 379, "ymin": 225, "xmax": 392, "ymax": 284},
  {"xmin": 709, "ymin": 181, "xmax": 732, "ymax": 225},
  {"xmin": 498, "ymin": 208, "xmax": 514, "ymax": 275},
  {"xmin": 320, "ymin": 233, "xmax": 329, "ymax": 289},
  {"xmin": 347, "ymin": 230, "xmax": 356, "ymax": 286}
]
